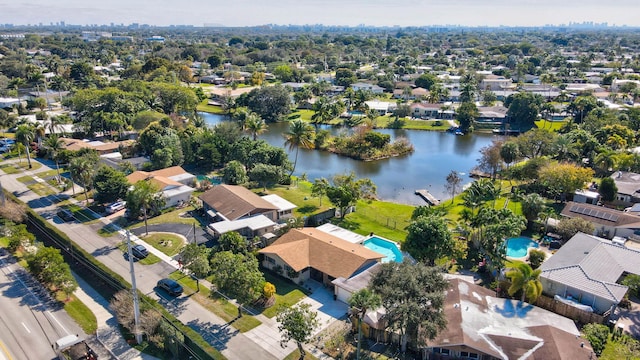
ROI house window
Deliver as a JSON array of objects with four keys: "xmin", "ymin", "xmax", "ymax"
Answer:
[
  {"xmin": 460, "ymin": 352, "xmax": 478, "ymax": 359},
  {"xmin": 266, "ymin": 256, "xmax": 275, "ymax": 264},
  {"xmin": 441, "ymin": 349, "xmax": 450, "ymax": 355}
]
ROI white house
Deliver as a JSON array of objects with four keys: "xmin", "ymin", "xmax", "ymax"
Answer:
[
  {"xmin": 126, "ymin": 166, "xmax": 195, "ymax": 208},
  {"xmin": 351, "ymin": 82, "xmax": 384, "ymax": 94}
]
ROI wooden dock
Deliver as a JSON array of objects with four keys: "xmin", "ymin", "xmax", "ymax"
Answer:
[{"xmin": 415, "ymin": 189, "xmax": 440, "ymax": 206}]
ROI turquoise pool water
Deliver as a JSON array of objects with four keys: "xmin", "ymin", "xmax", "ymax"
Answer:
[
  {"xmin": 363, "ymin": 237, "xmax": 404, "ymax": 263},
  {"xmin": 506, "ymin": 237, "xmax": 539, "ymax": 258},
  {"xmin": 196, "ymin": 175, "xmax": 221, "ymax": 185}
]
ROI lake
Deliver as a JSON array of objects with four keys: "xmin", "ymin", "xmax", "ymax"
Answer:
[{"xmin": 201, "ymin": 112, "xmax": 501, "ymax": 205}]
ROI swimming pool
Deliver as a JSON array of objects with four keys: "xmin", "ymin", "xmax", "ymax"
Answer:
[
  {"xmin": 505, "ymin": 237, "xmax": 539, "ymax": 258},
  {"xmin": 196, "ymin": 175, "xmax": 221, "ymax": 185},
  {"xmin": 363, "ymin": 237, "xmax": 404, "ymax": 263}
]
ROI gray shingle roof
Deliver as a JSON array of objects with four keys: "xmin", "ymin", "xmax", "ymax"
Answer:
[{"xmin": 540, "ymin": 232, "xmax": 640, "ymax": 302}]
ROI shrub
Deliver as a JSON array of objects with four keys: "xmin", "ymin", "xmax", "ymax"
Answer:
[
  {"xmin": 582, "ymin": 323, "xmax": 609, "ymax": 356},
  {"xmin": 528, "ymin": 249, "xmax": 546, "ymax": 269},
  {"xmin": 263, "ymin": 282, "xmax": 276, "ymax": 298}
]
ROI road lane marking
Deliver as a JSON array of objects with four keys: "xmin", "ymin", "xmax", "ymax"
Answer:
[
  {"xmin": 47, "ymin": 311, "xmax": 69, "ymax": 334},
  {"xmin": 21, "ymin": 323, "xmax": 30, "ymax": 334},
  {"xmin": 0, "ymin": 340, "xmax": 11, "ymax": 360}
]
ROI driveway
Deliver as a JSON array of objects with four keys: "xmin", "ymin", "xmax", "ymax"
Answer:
[
  {"xmin": 615, "ymin": 295, "xmax": 640, "ymax": 339},
  {"xmin": 130, "ymin": 223, "xmax": 213, "ymax": 246}
]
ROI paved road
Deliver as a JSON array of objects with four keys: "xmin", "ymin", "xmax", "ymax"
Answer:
[{"xmin": 0, "ymin": 251, "xmax": 84, "ymax": 360}]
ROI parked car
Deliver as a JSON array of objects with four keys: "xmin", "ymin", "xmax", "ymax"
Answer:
[
  {"xmin": 157, "ymin": 278, "xmax": 183, "ymax": 296},
  {"xmin": 0, "ymin": 146, "xmax": 9, "ymax": 153},
  {"xmin": 131, "ymin": 244, "xmax": 149, "ymax": 259},
  {"xmin": 106, "ymin": 201, "xmax": 126, "ymax": 214},
  {"xmin": 56, "ymin": 209, "xmax": 75, "ymax": 222},
  {"xmin": 0, "ymin": 138, "xmax": 15, "ymax": 146}
]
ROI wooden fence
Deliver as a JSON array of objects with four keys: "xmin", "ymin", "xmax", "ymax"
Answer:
[{"xmin": 535, "ymin": 295, "xmax": 607, "ymax": 325}]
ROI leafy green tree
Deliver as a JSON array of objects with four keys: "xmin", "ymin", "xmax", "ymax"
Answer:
[
  {"xmin": 403, "ymin": 215, "xmax": 455, "ymax": 266},
  {"xmin": 26, "ymin": 245, "xmax": 77, "ymax": 293},
  {"xmin": 180, "ymin": 243, "xmax": 211, "ymax": 283},
  {"xmin": 555, "ymin": 217, "xmax": 595, "ymax": 241},
  {"xmin": 349, "ymin": 289, "xmax": 381, "ymax": 360},
  {"xmin": 334, "ymin": 68, "xmax": 357, "ymax": 87},
  {"xmin": 284, "ymin": 119, "xmax": 315, "ymax": 177},
  {"xmin": 126, "ymin": 180, "xmax": 163, "ymax": 235},
  {"xmin": 217, "ymin": 231, "xmax": 249, "ymax": 254},
  {"xmin": 456, "ymin": 101, "xmax": 479, "ymax": 132},
  {"xmin": 209, "ymin": 251, "xmax": 264, "ymax": 317},
  {"xmin": 311, "ymin": 178, "xmax": 329, "ymax": 206},
  {"xmin": 506, "ymin": 262, "xmax": 543, "ymax": 303},
  {"xmin": 539, "ymin": 162, "xmax": 594, "ymax": 200},
  {"xmin": 582, "ymin": 323, "xmax": 609, "ymax": 356},
  {"xmin": 599, "ymin": 177, "xmax": 618, "ymax": 202},
  {"xmin": 245, "ymin": 85, "xmax": 291, "ymax": 123},
  {"xmin": 221, "ymin": 160, "xmax": 248, "ymax": 185},
  {"xmin": 528, "ymin": 249, "xmax": 546, "ymax": 269},
  {"xmin": 138, "ymin": 122, "xmax": 184, "ymax": 166},
  {"xmin": 276, "ymin": 303, "xmax": 319, "ymax": 359},
  {"xmin": 505, "ymin": 92, "xmax": 544, "ymax": 127},
  {"xmin": 414, "ymin": 73, "xmax": 438, "ymax": 90},
  {"xmin": 273, "ymin": 64, "xmax": 294, "ymax": 82},
  {"xmin": 326, "ymin": 173, "xmax": 376, "ymax": 218},
  {"xmin": 370, "ymin": 261, "xmax": 448, "ymax": 352},
  {"xmin": 622, "ymin": 274, "xmax": 640, "ymax": 297},
  {"xmin": 93, "ymin": 166, "xmax": 129, "ymax": 204},
  {"xmin": 249, "ymin": 163, "xmax": 283, "ymax": 190},
  {"xmin": 477, "ymin": 140, "xmax": 504, "ymax": 180}
]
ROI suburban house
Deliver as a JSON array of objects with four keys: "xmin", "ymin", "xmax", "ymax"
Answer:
[
  {"xmin": 199, "ymin": 184, "xmax": 280, "ymax": 239},
  {"xmin": 476, "ymin": 106, "xmax": 508, "ymax": 123},
  {"xmin": 560, "ymin": 201, "xmax": 640, "ymax": 239},
  {"xmin": 351, "ymin": 82, "xmax": 385, "ymax": 94},
  {"xmin": 610, "ymin": 171, "xmax": 640, "ymax": 205},
  {"xmin": 573, "ymin": 189, "xmax": 601, "ymax": 205},
  {"xmin": 259, "ymin": 228, "xmax": 384, "ymax": 287},
  {"xmin": 0, "ymin": 97, "xmax": 25, "ymax": 108},
  {"xmin": 424, "ymin": 279, "xmax": 593, "ymax": 360},
  {"xmin": 410, "ymin": 103, "xmax": 453, "ymax": 119},
  {"xmin": 364, "ymin": 100, "xmax": 397, "ymax": 115},
  {"xmin": 126, "ymin": 166, "xmax": 195, "ymax": 208},
  {"xmin": 260, "ymin": 194, "xmax": 297, "ymax": 221},
  {"xmin": 540, "ymin": 232, "xmax": 640, "ymax": 314},
  {"xmin": 59, "ymin": 137, "xmax": 136, "ymax": 156},
  {"xmin": 355, "ymin": 278, "xmax": 592, "ymax": 359},
  {"xmin": 479, "ymin": 75, "xmax": 514, "ymax": 91}
]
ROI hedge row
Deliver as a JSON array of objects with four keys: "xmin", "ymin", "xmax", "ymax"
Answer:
[{"xmin": 5, "ymin": 191, "xmax": 225, "ymax": 360}]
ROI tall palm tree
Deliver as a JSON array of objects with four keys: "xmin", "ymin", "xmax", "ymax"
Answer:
[
  {"xmin": 506, "ymin": 263, "xmax": 543, "ymax": 303},
  {"xmin": 244, "ymin": 113, "xmax": 267, "ymax": 141},
  {"xmin": 349, "ymin": 289, "xmax": 381, "ymax": 360},
  {"xmin": 69, "ymin": 157, "xmax": 97, "ymax": 203},
  {"xmin": 127, "ymin": 180, "xmax": 161, "ymax": 236},
  {"xmin": 284, "ymin": 119, "xmax": 315, "ymax": 177},
  {"xmin": 15, "ymin": 124, "xmax": 34, "ymax": 169},
  {"xmin": 43, "ymin": 135, "xmax": 65, "ymax": 184}
]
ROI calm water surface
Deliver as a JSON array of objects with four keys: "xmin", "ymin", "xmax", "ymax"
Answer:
[{"xmin": 201, "ymin": 112, "xmax": 501, "ymax": 205}]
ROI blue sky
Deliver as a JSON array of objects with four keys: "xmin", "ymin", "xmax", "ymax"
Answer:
[{"xmin": 1, "ymin": 0, "xmax": 639, "ymax": 27}]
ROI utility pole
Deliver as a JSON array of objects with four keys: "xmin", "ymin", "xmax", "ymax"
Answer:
[
  {"xmin": 126, "ymin": 231, "xmax": 143, "ymax": 345},
  {"xmin": 0, "ymin": 179, "xmax": 5, "ymax": 207}
]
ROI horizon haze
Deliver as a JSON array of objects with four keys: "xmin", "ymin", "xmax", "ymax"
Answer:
[{"xmin": 2, "ymin": 0, "xmax": 640, "ymax": 28}]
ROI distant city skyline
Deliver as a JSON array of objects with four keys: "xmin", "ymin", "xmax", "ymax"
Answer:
[{"xmin": 2, "ymin": 0, "xmax": 640, "ymax": 28}]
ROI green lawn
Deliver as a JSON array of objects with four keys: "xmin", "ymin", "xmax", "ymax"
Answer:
[
  {"xmin": 197, "ymin": 101, "xmax": 227, "ymax": 114},
  {"xmin": 129, "ymin": 206, "xmax": 199, "ymax": 228},
  {"xmin": 340, "ymin": 199, "xmax": 415, "ymax": 243},
  {"xmin": 264, "ymin": 182, "xmax": 331, "ymax": 217},
  {"xmin": 116, "ymin": 242, "xmax": 162, "ymax": 265},
  {"xmin": 64, "ymin": 204, "xmax": 100, "ymax": 223},
  {"xmin": 141, "ymin": 233, "xmax": 185, "ymax": 256},
  {"xmin": 600, "ymin": 334, "xmax": 640, "ymax": 359},
  {"xmin": 261, "ymin": 272, "xmax": 308, "ymax": 318},
  {"xmin": 284, "ymin": 349, "xmax": 319, "ymax": 360},
  {"xmin": 27, "ymin": 182, "xmax": 57, "ymax": 196},
  {"xmin": 57, "ymin": 292, "xmax": 98, "ymax": 334},
  {"xmin": 35, "ymin": 169, "xmax": 65, "ymax": 178},
  {"xmin": 16, "ymin": 175, "xmax": 34, "ymax": 183},
  {"xmin": 289, "ymin": 110, "xmax": 315, "ymax": 121},
  {"xmin": 169, "ymin": 272, "xmax": 261, "ymax": 332}
]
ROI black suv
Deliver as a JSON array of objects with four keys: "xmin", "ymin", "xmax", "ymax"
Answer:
[
  {"xmin": 56, "ymin": 209, "xmax": 75, "ymax": 222},
  {"xmin": 157, "ymin": 278, "xmax": 183, "ymax": 296},
  {"xmin": 131, "ymin": 244, "xmax": 149, "ymax": 259}
]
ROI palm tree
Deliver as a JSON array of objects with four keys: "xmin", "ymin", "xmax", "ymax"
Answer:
[
  {"xmin": 244, "ymin": 113, "xmax": 268, "ymax": 141},
  {"xmin": 43, "ymin": 135, "xmax": 65, "ymax": 184},
  {"xmin": 15, "ymin": 124, "xmax": 34, "ymax": 169},
  {"xmin": 69, "ymin": 157, "xmax": 97, "ymax": 203},
  {"xmin": 284, "ymin": 119, "xmax": 315, "ymax": 177},
  {"xmin": 311, "ymin": 97, "xmax": 335, "ymax": 129},
  {"xmin": 520, "ymin": 193, "xmax": 545, "ymax": 229},
  {"xmin": 128, "ymin": 180, "xmax": 161, "ymax": 236},
  {"xmin": 349, "ymin": 289, "xmax": 381, "ymax": 360},
  {"xmin": 506, "ymin": 263, "xmax": 543, "ymax": 303}
]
